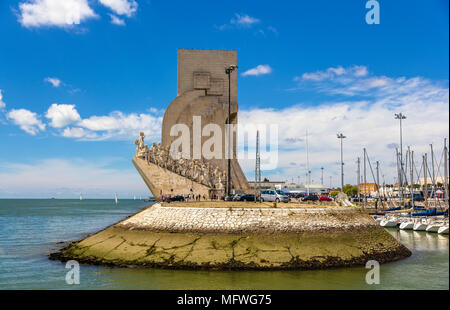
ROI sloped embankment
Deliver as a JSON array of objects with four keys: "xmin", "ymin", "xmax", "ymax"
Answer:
[{"xmin": 50, "ymin": 203, "xmax": 411, "ymax": 270}]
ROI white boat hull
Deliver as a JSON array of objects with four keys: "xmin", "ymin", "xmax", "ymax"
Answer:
[
  {"xmin": 380, "ymin": 220, "xmax": 398, "ymax": 228},
  {"xmin": 399, "ymin": 222, "xmax": 414, "ymax": 230},
  {"xmin": 426, "ymin": 225, "xmax": 441, "ymax": 233},
  {"xmin": 413, "ymin": 223, "xmax": 427, "ymax": 231},
  {"xmin": 438, "ymin": 226, "xmax": 449, "ymax": 234}
]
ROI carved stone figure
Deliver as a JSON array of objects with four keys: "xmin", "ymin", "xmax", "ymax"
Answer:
[{"xmin": 135, "ymin": 132, "xmax": 148, "ymax": 158}]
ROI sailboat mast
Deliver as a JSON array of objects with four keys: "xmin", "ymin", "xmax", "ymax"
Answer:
[
  {"xmin": 306, "ymin": 130, "xmax": 310, "ymax": 196},
  {"xmin": 423, "ymin": 154, "xmax": 428, "ymax": 209},
  {"xmin": 363, "ymin": 148, "xmax": 367, "ymax": 209},
  {"xmin": 444, "ymin": 138, "xmax": 449, "ymax": 209},
  {"xmin": 430, "ymin": 144, "xmax": 436, "ymax": 207},
  {"xmin": 395, "ymin": 148, "xmax": 403, "ymax": 206},
  {"xmin": 410, "ymin": 150, "xmax": 414, "ymax": 207},
  {"xmin": 357, "ymin": 157, "xmax": 361, "ymax": 203}
]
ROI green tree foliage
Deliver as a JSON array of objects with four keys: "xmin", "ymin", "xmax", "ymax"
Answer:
[{"xmin": 343, "ymin": 184, "xmax": 358, "ymax": 196}]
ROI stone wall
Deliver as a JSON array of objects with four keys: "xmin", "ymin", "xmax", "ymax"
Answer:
[
  {"xmin": 119, "ymin": 203, "xmax": 376, "ymax": 234},
  {"xmin": 53, "ymin": 204, "xmax": 412, "ymax": 270},
  {"xmin": 133, "ymin": 157, "xmax": 210, "ymax": 199},
  {"xmin": 177, "ymin": 49, "xmax": 237, "ymax": 104}
]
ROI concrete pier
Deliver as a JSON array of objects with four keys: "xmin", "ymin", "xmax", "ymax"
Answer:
[{"xmin": 50, "ymin": 203, "xmax": 411, "ymax": 270}]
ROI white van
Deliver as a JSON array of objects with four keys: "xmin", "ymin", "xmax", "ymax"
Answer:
[{"xmin": 260, "ymin": 190, "xmax": 290, "ymax": 203}]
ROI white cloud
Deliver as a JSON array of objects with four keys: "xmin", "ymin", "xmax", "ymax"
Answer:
[
  {"xmin": 62, "ymin": 127, "xmax": 98, "ymax": 139},
  {"xmin": 240, "ymin": 69, "xmax": 449, "ymax": 186},
  {"xmin": 99, "ymin": 0, "xmax": 138, "ymax": 17},
  {"xmin": 44, "ymin": 77, "xmax": 62, "ymax": 87},
  {"xmin": 353, "ymin": 65, "xmax": 368, "ymax": 77},
  {"xmin": 76, "ymin": 111, "xmax": 162, "ymax": 141},
  {"xmin": 301, "ymin": 66, "xmax": 350, "ymax": 81},
  {"xmin": 230, "ymin": 13, "xmax": 260, "ymax": 27},
  {"xmin": 217, "ymin": 13, "xmax": 261, "ymax": 31},
  {"xmin": 18, "ymin": 0, "xmax": 97, "ymax": 28},
  {"xmin": 109, "ymin": 14, "xmax": 125, "ymax": 25},
  {"xmin": 0, "ymin": 90, "xmax": 6, "ymax": 110},
  {"xmin": 45, "ymin": 103, "xmax": 81, "ymax": 128},
  {"xmin": 0, "ymin": 158, "xmax": 149, "ymax": 198},
  {"xmin": 6, "ymin": 108, "xmax": 46, "ymax": 135},
  {"xmin": 241, "ymin": 65, "xmax": 272, "ymax": 77}
]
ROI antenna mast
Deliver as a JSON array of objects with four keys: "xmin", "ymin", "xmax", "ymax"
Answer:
[{"xmin": 255, "ymin": 130, "xmax": 261, "ymax": 202}]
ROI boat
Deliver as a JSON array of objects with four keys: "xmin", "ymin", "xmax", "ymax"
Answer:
[
  {"xmin": 384, "ymin": 206, "xmax": 402, "ymax": 212},
  {"xmin": 412, "ymin": 208, "xmax": 437, "ymax": 217},
  {"xmin": 373, "ymin": 216, "xmax": 382, "ymax": 223},
  {"xmin": 114, "ymin": 193, "xmax": 118, "ymax": 204},
  {"xmin": 399, "ymin": 221, "xmax": 414, "ymax": 230},
  {"xmin": 437, "ymin": 226, "xmax": 449, "ymax": 234},
  {"xmin": 380, "ymin": 217, "xmax": 398, "ymax": 227},
  {"xmin": 426, "ymin": 223, "xmax": 441, "ymax": 233},
  {"xmin": 413, "ymin": 221, "xmax": 428, "ymax": 231},
  {"xmin": 80, "ymin": 193, "xmax": 83, "ymax": 201}
]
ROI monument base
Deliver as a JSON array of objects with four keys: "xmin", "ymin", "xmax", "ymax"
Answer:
[
  {"xmin": 132, "ymin": 156, "xmax": 211, "ymax": 199},
  {"xmin": 50, "ymin": 203, "xmax": 411, "ymax": 270}
]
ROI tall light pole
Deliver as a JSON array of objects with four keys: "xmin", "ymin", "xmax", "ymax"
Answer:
[
  {"xmin": 395, "ymin": 113, "xmax": 406, "ymax": 189},
  {"xmin": 337, "ymin": 133, "xmax": 346, "ymax": 192},
  {"xmin": 321, "ymin": 167, "xmax": 324, "ymax": 186},
  {"xmin": 225, "ymin": 64, "xmax": 238, "ymax": 199}
]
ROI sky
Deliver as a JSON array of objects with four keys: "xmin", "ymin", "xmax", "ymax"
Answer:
[{"xmin": 0, "ymin": 0, "xmax": 448, "ymax": 198}]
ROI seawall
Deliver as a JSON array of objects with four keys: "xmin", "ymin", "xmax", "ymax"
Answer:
[{"xmin": 50, "ymin": 203, "xmax": 412, "ymax": 270}]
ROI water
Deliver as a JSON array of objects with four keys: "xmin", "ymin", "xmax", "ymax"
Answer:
[{"xmin": 0, "ymin": 199, "xmax": 448, "ymax": 290}]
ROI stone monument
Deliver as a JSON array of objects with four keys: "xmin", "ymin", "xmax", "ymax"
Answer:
[
  {"xmin": 50, "ymin": 49, "xmax": 412, "ymax": 271},
  {"xmin": 133, "ymin": 49, "xmax": 249, "ymax": 199}
]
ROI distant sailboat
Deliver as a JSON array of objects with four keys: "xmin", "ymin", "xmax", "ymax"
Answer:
[
  {"xmin": 114, "ymin": 193, "xmax": 118, "ymax": 204},
  {"xmin": 134, "ymin": 195, "xmax": 136, "ymax": 200},
  {"xmin": 79, "ymin": 193, "xmax": 83, "ymax": 201}
]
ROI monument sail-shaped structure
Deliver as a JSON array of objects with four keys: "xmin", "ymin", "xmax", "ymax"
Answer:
[{"xmin": 133, "ymin": 49, "xmax": 249, "ymax": 199}]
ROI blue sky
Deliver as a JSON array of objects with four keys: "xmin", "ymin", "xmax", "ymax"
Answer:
[{"xmin": 0, "ymin": 0, "xmax": 448, "ymax": 198}]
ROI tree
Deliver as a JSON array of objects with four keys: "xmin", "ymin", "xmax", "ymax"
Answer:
[
  {"xmin": 263, "ymin": 177, "xmax": 270, "ymax": 182},
  {"xmin": 343, "ymin": 184, "xmax": 358, "ymax": 196}
]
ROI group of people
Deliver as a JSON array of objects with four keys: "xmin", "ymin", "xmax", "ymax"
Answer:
[{"xmin": 135, "ymin": 132, "xmax": 227, "ymax": 189}]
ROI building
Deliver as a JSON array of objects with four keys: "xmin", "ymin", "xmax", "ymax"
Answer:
[
  {"xmin": 418, "ymin": 176, "xmax": 448, "ymax": 185},
  {"xmin": 281, "ymin": 182, "xmax": 327, "ymax": 195},
  {"xmin": 248, "ymin": 181, "xmax": 285, "ymax": 190},
  {"xmin": 359, "ymin": 183, "xmax": 378, "ymax": 195}
]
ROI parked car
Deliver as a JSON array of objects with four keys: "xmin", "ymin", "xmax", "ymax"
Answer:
[
  {"xmin": 224, "ymin": 194, "xmax": 239, "ymax": 201},
  {"xmin": 318, "ymin": 196, "xmax": 332, "ymax": 202},
  {"xmin": 164, "ymin": 195, "xmax": 185, "ymax": 202},
  {"xmin": 294, "ymin": 193, "xmax": 306, "ymax": 199},
  {"xmin": 260, "ymin": 190, "xmax": 290, "ymax": 203},
  {"xmin": 302, "ymin": 194, "xmax": 318, "ymax": 202},
  {"xmin": 239, "ymin": 194, "xmax": 255, "ymax": 201}
]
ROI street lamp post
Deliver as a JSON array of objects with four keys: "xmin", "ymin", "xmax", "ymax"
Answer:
[
  {"xmin": 395, "ymin": 113, "xmax": 406, "ymax": 202},
  {"xmin": 225, "ymin": 65, "xmax": 238, "ymax": 199},
  {"xmin": 337, "ymin": 133, "xmax": 346, "ymax": 192}
]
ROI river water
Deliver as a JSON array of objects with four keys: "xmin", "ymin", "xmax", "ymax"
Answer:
[{"xmin": 0, "ymin": 199, "xmax": 448, "ymax": 290}]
